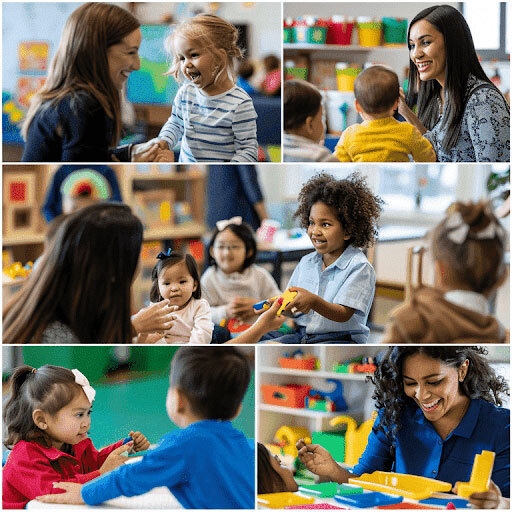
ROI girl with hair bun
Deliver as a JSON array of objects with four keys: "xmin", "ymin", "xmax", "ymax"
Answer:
[
  {"xmin": 2, "ymin": 365, "xmax": 149, "ymax": 509},
  {"xmin": 383, "ymin": 201, "xmax": 508, "ymax": 343},
  {"xmin": 134, "ymin": 14, "xmax": 258, "ymax": 162}
]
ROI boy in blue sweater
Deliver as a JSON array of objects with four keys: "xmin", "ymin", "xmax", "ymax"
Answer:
[{"xmin": 36, "ymin": 347, "xmax": 255, "ymax": 509}]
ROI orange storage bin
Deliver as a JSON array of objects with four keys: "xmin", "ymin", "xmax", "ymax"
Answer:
[
  {"xmin": 279, "ymin": 357, "xmax": 316, "ymax": 370},
  {"xmin": 261, "ymin": 384, "xmax": 312, "ymax": 408}
]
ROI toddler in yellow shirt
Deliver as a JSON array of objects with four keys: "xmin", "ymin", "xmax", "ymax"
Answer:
[{"xmin": 334, "ymin": 65, "xmax": 436, "ymax": 162}]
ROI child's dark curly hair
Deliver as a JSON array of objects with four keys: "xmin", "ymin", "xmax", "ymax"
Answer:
[
  {"xmin": 295, "ymin": 172, "xmax": 383, "ymax": 248},
  {"xmin": 369, "ymin": 346, "xmax": 509, "ymax": 457}
]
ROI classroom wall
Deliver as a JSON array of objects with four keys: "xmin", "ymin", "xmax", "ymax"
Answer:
[{"xmin": 2, "ymin": 2, "xmax": 282, "ymax": 95}]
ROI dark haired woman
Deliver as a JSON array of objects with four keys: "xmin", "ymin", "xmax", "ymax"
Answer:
[
  {"xmin": 297, "ymin": 347, "xmax": 510, "ymax": 509},
  {"xmin": 21, "ymin": 3, "xmax": 159, "ymax": 162},
  {"xmin": 399, "ymin": 5, "xmax": 510, "ymax": 162},
  {"xmin": 3, "ymin": 203, "xmax": 175, "ymax": 343}
]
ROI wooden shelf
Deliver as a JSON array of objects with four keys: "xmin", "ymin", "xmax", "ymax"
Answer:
[
  {"xmin": 259, "ymin": 366, "xmax": 372, "ymax": 381},
  {"xmin": 143, "ymin": 223, "xmax": 207, "ymax": 241},
  {"xmin": 259, "ymin": 403, "xmax": 352, "ymax": 419},
  {"xmin": 130, "ymin": 170, "xmax": 205, "ymax": 181},
  {"xmin": 3, "ymin": 234, "xmax": 46, "ymax": 246}
]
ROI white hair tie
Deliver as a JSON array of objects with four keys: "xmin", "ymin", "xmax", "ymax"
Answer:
[
  {"xmin": 445, "ymin": 210, "xmax": 505, "ymax": 245},
  {"xmin": 71, "ymin": 369, "xmax": 96, "ymax": 404},
  {"xmin": 216, "ymin": 216, "xmax": 242, "ymax": 232}
]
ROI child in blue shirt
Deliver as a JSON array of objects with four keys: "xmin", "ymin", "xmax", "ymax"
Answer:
[
  {"xmin": 261, "ymin": 172, "xmax": 383, "ymax": 344},
  {"xmin": 36, "ymin": 347, "xmax": 255, "ymax": 509}
]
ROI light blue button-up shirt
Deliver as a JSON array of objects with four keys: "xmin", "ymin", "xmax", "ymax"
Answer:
[
  {"xmin": 352, "ymin": 399, "xmax": 510, "ymax": 497},
  {"xmin": 288, "ymin": 245, "xmax": 375, "ymax": 343}
]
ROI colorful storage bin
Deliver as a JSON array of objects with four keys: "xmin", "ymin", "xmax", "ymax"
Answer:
[
  {"xmin": 357, "ymin": 18, "xmax": 383, "ymax": 47},
  {"xmin": 327, "ymin": 17, "xmax": 355, "ymax": 45},
  {"xmin": 336, "ymin": 64, "xmax": 361, "ymax": 92},
  {"xmin": 295, "ymin": 17, "xmax": 328, "ymax": 44},
  {"xmin": 382, "ymin": 17, "xmax": 408, "ymax": 45},
  {"xmin": 285, "ymin": 66, "xmax": 308, "ymax": 81},
  {"xmin": 284, "ymin": 18, "xmax": 295, "ymax": 43},
  {"xmin": 279, "ymin": 356, "xmax": 316, "ymax": 370},
  {"xmin": 261, "ymin": 384, "xmax": 312, "ymax": 408}
]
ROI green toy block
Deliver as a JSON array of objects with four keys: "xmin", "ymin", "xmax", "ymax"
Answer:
[
  {"xmin": 299, "ymin": 482, "xmax": 340, "ymax": 498},
  {"xmin": 338, "ymin": 484, "xmax": 364, "ymax": 495},
  {"xmin": 312, "ymin": 431, "xmax": 345, "ymax": 462}
]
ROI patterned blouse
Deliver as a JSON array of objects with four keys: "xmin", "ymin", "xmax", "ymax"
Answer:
[{"xmin": 423, "ymin": 75, "xmax": 510, "ymax": 162}]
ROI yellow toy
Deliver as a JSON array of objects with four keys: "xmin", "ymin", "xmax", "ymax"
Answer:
[
  {"xmin": 456, "ymin": 450, "xmax": 495, "ymax": 498},
  {"xmin": 348, "ymin": 471, "xmax": 452, "ymax": 500},
  {"xmin": 257, "ymin": 492, "xmax": 315, "ymax": 509},
  {"xmin": 253, "ymin": 289, "xmax": 298, "ymax": 317},
  {"xmin": 274, "ymin": 426, "xmax": 311, "ymax": 458},
  {"xmin": 330, "ymin": 413, "xmax": 376, "ymax": 466}
]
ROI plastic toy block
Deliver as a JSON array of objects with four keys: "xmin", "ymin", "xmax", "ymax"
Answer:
[
  {"xmin": 275, "ymin": 426, "xmax": 312, "ymax": 458},
  {"xmin": 277, "ymin": 289, "xmax": 298, "ymax": 316},
  {"xmin": 376, "ymin": 504, "xmax": 438, "ymax": 509},
  {"xmin": 455, "ymin": 450, "xmax": 495, "ymax": 498},
  {"xmin": 312, "ymin": 431, "xmax": 345, "ymax": 463},
  {"xmin": 419, "ymin": 498, "xmax": 472, "ymax": 508},
  {"xmin": 253, "ymin": 297, "xmax": 276, "ymax": 312},
  {"xmin": 285, "ymin": 505, "xmax": 347, "ymax": 510},
  {"xmin": 334, "ymin": 491, "xmax": 403, "ymax": 508},
  {"xmin": 298, "ymin": 483, "xmax": 340, "ymax": 498},
  {"xmin": 122, "ymin": 436, "xmax": 133, "ymax": 445},
  {"xmin": 337, "ymin": 484, "xmax": 364, "ymax": 496},
  {"xmin": 330, "ymin": 415, "xmax": 375, "ymax": 466},
  {"xmin": 257, "ymin": 493, "xmax": 315, "ymax": 509},
  {"xmin": 348, "ymin": 472, "xmax": 452, "ymax": 500}
]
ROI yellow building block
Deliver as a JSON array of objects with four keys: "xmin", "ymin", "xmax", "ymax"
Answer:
[
  {"xmin": 348, "ymin": 471, "xmax": 452, "ymax": 500},
  {"xmin": 275, "ymin": 426, "xmax": 311, "ymax": 458},
  {"xmin": 257, "ymin": 492, "xmax": 315, "ymax": 509},
  {"xmin": 456, "ymin": 450, "xmax": 495, "ymax": 498},
  {"xmin": 330, "ymin": 414, "xmax": 375, "ymax": 466},
  {"xmin": 276, "ymin": 289, "xmax": 298, "ymax": 316}
]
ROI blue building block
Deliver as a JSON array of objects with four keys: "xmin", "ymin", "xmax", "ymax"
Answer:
[
  {"xmin": 419, "ymin": 497, "xmax": 472, "ymax": 508},
  {"xmin": 335, "ymin": 491, "xmax": 403, "ymax": 508}
]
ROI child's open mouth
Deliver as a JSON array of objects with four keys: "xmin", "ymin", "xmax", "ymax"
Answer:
[{"xmin": 188, "ymin": 71, "xmax": 201, "ymax": 82}]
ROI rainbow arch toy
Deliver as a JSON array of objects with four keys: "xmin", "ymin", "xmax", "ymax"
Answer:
[{"xmin": 60, "ymin": 170, "xmax": 111, "ymax": 199}]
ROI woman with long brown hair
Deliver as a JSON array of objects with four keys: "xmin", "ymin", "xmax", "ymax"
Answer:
[{"xmin": 21, "ymin": 3, "xmax": 159, "ymax": 162}]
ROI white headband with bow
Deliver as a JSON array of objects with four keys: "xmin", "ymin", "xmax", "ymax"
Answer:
[
  {"xmin": 72, "ymin": 369, "xmax": 96, "ymax": 404},
  {"xmin": 216, "ymin": 216, "xmax": 242, "ymax": 232},
  {"xmin": 445, "ymin": 211, "xmax": 506, "ymax": 245}
]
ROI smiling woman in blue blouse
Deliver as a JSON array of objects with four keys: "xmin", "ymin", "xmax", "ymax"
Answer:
[
  {"xmin": 399, "ymin": 5, "xmax": 510, "ymax": 162},
  {"xmin": 297, "ymin": 347, "xmax": 510, "ymax": 509}
]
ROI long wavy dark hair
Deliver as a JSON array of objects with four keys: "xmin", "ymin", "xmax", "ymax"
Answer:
[
  {"xmin": 370, "ymin": 346, "xmax": 509, "ymax": 455},
  {"xmin": 406, "ymin": 5, "xmax": 498, "ymax": 152}
]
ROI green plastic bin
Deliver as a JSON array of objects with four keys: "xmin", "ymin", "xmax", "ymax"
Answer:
[{"xmin": 382, "ymin": 17, "xmax": 408, "ymax": 45}]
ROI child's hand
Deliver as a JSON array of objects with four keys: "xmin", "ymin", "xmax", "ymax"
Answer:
[
  {"xmin": 154, "ymin": 148, "xmax": 174, "ymax": 162},
  {"xmin": 137, "ymin": 332, "xmax": 166, "ymax": 344},
  {"xmin": 129, "ymin": 430, "xmax": 150, "ymax": 452},
  {"xmin": 99, "ymin": 442, "xmax": 132, "ymax": 474},
  {"xmin": 36, "ymin": 482, "xmax": 84, "ymax": 505},
  {"xmin": 286, "ymin": 287, "xmax": 318, "ymax": 314},
  {"xmin": 227, "ymin": 297, "xmax": 257, "ymax": 320}
]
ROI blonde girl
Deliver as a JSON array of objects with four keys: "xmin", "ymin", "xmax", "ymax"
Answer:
[{"xmin": 136, "ymin": 14, "xmax": 258, "ymax": 162}]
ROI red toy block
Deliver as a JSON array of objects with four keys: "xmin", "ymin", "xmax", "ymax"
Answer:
[{"xmin": 261, "ymin": 384, "xmax": 312, "ymax": 408}]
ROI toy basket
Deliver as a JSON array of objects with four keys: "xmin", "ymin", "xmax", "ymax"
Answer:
[
  {"xmin": 327, "ymin": 19, "xmax": 355, "ymax": 45},
  {"xmin": 279, "ymin": 357, "xmax": 316, "ymax": 370},
  {"xmin": 382, "ymin": 17, "xmax": 408, "ymax": 45},
  {"xmin": 283, "ymin": 27, "xmax": 295, "ymax": 43},
  {"xmin": 357, "ymin": 20, "xmax": 383, "ymax": 47},
  {"xmin": 261, "ymin": 384, "xmax": 312, "ymax": 408},
  {"xmin": 285, "ymin": 67, "xmax": 308, "ymax": 80},
  {"xmin": 295, "ymin": 18, "xmax": 329, "ymax": 44},
  {"xmin": 336, "ymin": 66, "xmax": 360, "ymax": 92}
]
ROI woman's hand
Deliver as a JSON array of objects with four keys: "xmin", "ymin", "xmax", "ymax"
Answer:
[
  {"xmin": 154, "ymin": 148, "xmax": 174, "ymax": 162},
  {"xmin": 132, "ymin": 301, "xmax": 178, "ymax": 334},
  {"xmin": 129, "ymin": 430, "xmax": 150, "ymax": 452},
  {"xmin": 36, "ymin": 482, "xmax": 84, "ymax": 505},
  {"xmin": 296, "ymin": 439, "xmax": 341, "ymax": 479},
  {"xmin": 226, "ymin": 298, "xmax": 285, "ymax": 344},
  {"xmin": 99, "ymin": 442, "xmax": 132, "ymax": 474},
  {"xmin": 458, "ymin": 480, "xmax": 510, "ymax": 509},
  {"xmin": 397, "ymin": 87, "xmax": 427, "ymax": 135}
]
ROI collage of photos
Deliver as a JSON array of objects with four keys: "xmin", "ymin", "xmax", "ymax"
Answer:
[{"xmin": 1, "ymin": 1, "xmax": 510, "ymax": 511}]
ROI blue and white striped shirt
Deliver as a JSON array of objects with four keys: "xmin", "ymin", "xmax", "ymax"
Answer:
[{"xmin": 159, "ymin": 83, "xmax": 258, "ymax": 162}]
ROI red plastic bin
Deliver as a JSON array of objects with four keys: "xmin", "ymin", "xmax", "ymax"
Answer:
[
  {"xmin": 327, "ymin": 21, "xmax": 354, "ymax": 45},
  {"xmin": 261, "ymin": 384, "xmax": 312, "ymax": 408}
]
